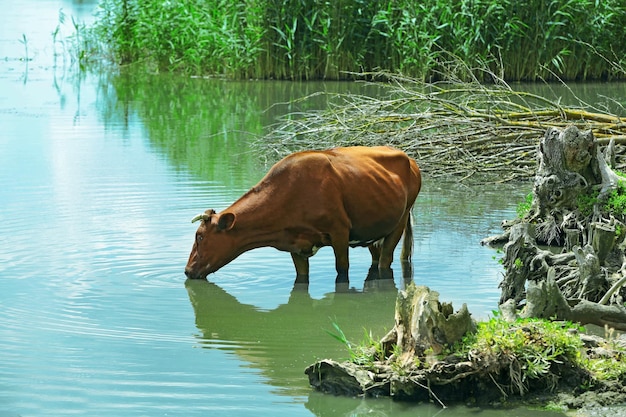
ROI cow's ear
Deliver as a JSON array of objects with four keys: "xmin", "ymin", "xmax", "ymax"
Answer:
[{"xmin": 217, "ymin": 212, "xmax": 236, "ymax": 231}]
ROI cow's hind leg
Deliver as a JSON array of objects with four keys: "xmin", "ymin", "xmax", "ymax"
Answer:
[
  {"xmin": 378, "ymin": 212, "xmax": 412, "ymax": 272},
  {"xmin": 368, "ymin": 244, "xmax": 381, "ymax": 267},
  {"xmin": 365, "ymin": 244, "xmax": 383, "ymax": 281}
]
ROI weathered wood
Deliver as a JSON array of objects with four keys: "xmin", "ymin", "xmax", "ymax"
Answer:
[
  {"xmin": 600, "ymin": 268, "xmax": 626, "ymax": 305},
  {"xmin": 489, "ymin": 125, "xmax": 626, "ymax": 330},
  {"xmin": 572, "ymin": 244, "xmax": 606, "ymax": 300},
  {"xmin": 307, "ymin": 284, "xmax": 478, "ymax": 402},
  {"xmin": 521, "ymin": 267, "xmax": 575, "ymax": 320},
  {"xmin": 530, "ymin": 126, "xmax": 600, "ymax": 237},
  {"xmin": 304, "ymin": 359, "xmax": 379, "ymax": 397},
  {"xmin": 498, "ymin": 222, "xmax": 553, "ymax": 304},
  {"xmin": 305, "ymin": 282, "xmax": 611, "ymax": 406},
  {"xmin": 591, "ymin": 220, "xmax": 616, "ymax": 265},
  {"xmin": 519, "ymin": 267, "xmax": 626, "ymax": 330},
  {"xmin": 381, "ymin": 284, "xmax": 476, "ymax": 363}
]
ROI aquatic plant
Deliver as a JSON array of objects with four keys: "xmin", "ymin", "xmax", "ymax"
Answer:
[
  {"xmin": 18, "ymin": 34, "xmax": 29, "ymax": 62},
  {"xmin": 326, "ymin": 321, "xmax": 384, "ymax": 367},
  {"xmin": 81, "ymin": 0, "xmax": 626, "ymax": 81},
  {"xmin": 456, "ymin": 317, "xmax": 584, "ymax": 392}
]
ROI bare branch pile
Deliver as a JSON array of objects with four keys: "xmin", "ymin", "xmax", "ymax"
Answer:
[{"xmin": 258, "ymin": 73, "xmax": 626, "ymax": 183}]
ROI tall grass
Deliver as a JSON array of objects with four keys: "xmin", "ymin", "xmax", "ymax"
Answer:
[{"xmin": 86, "ymin": 0, "xmax": 626, "ymax": 81}]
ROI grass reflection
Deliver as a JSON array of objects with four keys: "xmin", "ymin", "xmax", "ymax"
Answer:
[
  {"xmin": 93, "ymin": 71, "xmax": 385, "ymax": 187},
  {"xmin": 95, "ymin": 71, "xmax": 267, "ymax": 185}
]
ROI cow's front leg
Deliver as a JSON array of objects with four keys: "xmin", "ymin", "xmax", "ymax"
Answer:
[
  {"xmin": 291, "ymin": 253, "xmax": 310, "ymax": 284},
  {"xmin": 332, "ymin": 242, "xmax": 350, "ymax": 283}
]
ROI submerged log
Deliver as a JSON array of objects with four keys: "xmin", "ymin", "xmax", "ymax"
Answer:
[{"xmin": 305, "ymin": 359, "xmax": 381, "ymax": 397}]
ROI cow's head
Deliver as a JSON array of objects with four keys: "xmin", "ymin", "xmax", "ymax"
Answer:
[{"xmin": 184, "ymin": 209, "xmax": 237, "ymax": 279}]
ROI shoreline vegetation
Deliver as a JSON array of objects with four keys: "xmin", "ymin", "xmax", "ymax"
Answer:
[
  {"xmin": 83, "ymin": 0, "xmax": 626, "ymax": 82},
  {"xmin": 308, "ymin": 284, "xmax": 626, "ymax": 411}
]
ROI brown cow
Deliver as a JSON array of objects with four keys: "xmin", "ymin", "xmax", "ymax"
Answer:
[{"xmin": 184, "ymin": 146, "xmax": 421, "ymax": 284}]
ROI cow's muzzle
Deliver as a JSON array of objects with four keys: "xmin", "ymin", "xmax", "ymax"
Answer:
[{"xmin": 184, "ymin": 266, "xmax": 204, "ymax": 280}]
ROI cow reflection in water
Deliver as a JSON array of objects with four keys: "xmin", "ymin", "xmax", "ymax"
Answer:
[
  {"xmin": 185, "ymin": 262, "xmax": 413, "ymax": 397},
  {"xmin": 185, "ymin": 146, "xmax": 421, "ymax": 284}
]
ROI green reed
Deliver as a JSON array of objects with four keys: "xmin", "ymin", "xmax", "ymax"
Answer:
[{"xmin": 84, "ymin": 0, "xmax": 626, "ymax": 81}]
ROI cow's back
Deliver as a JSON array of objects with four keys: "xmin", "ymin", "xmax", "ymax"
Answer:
[
  {"xmin": 322, "ymin": 147, "xmax": 420, "ymax": 240},
  {"xmin": 267, "ymin": 146, "xmax": 420, "ymax": 203},
  {"xmin": 235, "ymin": 146, "xmax": 420, "ymax": 240}
]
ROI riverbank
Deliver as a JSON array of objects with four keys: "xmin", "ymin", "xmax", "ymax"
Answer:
[{"xmin": 306, "ymin": 126, "xmax": 626, "ymax": 408}]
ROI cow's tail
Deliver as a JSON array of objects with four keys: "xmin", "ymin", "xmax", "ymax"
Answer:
[{"xmin": 400, "ymin": 212, "xmax": 414, "ymax": 262}]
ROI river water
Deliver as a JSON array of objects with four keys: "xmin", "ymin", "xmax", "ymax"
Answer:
[{"xmin": 2, "ymin": 1, "xmax": 624, "ymax": 416}]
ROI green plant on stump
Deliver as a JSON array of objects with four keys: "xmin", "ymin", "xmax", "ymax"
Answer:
[
  {"xmin": 449, "ymin": 317, "xmax": 585, "ymax": 394},
  {"xmin": 577, "ymin": 191, "xmax": 599, "ymax": 217},
  {"xmin": 516, "ymin": 193, "xmax": 533, "ymax": 219},
  {"xmin": 327, "ymin": 314, "xmax": 626, "ymax": 400},
  {"xmin": 606, "ymin": 179, "xmax": 626, "ymax": 216},
  {"xmin": 326, "ymin": 321, "xmax": 384, "ymax": 368}
]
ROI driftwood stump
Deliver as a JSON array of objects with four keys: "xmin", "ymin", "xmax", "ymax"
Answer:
[
  {"xmin": 381, "ymin": 284, "xmax": 475, "ymax": 360},
  {"xmin": 305, "ymin": 284, "xmax": 477, "ymax": 401},
  {"xmin": 484, "ymin": 125, "xmax": 626, "ymax": 330}
]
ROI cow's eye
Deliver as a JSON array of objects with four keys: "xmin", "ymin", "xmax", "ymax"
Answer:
[{"xmin": 196, "ymin": 235, "xmax": 203, "ymax": 243}]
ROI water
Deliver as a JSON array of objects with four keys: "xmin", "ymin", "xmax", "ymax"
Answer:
[{"xmin": 4, "ymin": 1, "xmax": 623, "ymax": 416}]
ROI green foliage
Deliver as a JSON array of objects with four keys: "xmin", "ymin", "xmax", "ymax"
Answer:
[
  {"xmin": 93, "ymin": 70, "xmax": 265, "ymax": 185},
  {"xmin": 334, "ymin": 314, "xmax": 626, "ymax": 388},
  {"xmin": 90, "ymin": 0, "xmax": 266, "ymax": 77},
  {"xmin": 326, "ymin": 321, "xmax": 383, "ymax": 367},
  {"xmin": 606, "ymin": 180, "xmax": 626, "ymax": 215},
  {"xmin": 577, "ymin": 191, "xmax": 599, "ymax": 217},
  {"xmin": 458, "ymin": 317, "xmax": 626, "ymax": 385},
  {"xmin": 457, "ymin": 317, "xmax": 584, "ymax": 384},
  {"xmin": 325, "ymin": 321, "xmax": 351, "ymax": 348},
  {"xmin": 83, "ymin": 0, "xmax": 626, "ymax": 80},
  {"xmin": 584, "ymin": 355, "xmax": 626, "ymax": 381},
  {"xmin": 516, "ymin": 193, "xmax": 533, "ymax": 219},
  {"xmin": 571, "ymin": 173, "xmax": 626, "ymax": 218},
  {"xmin": 581, "ymin": 328, "xmax": 626, "ymax": 381},
  {"xmin": 492, "ymin": 248, "xmax": 504, "ymax": 265}
]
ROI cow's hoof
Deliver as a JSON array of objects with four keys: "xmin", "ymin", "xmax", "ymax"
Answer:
[{"xmin": 294, "ymin": 274, "xmax": 310, "ymax": 285}]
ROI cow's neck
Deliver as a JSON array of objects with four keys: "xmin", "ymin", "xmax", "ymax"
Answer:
[{"xmin": 226, "ymin": 187, "xmax": 288, "ymax": 250}]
